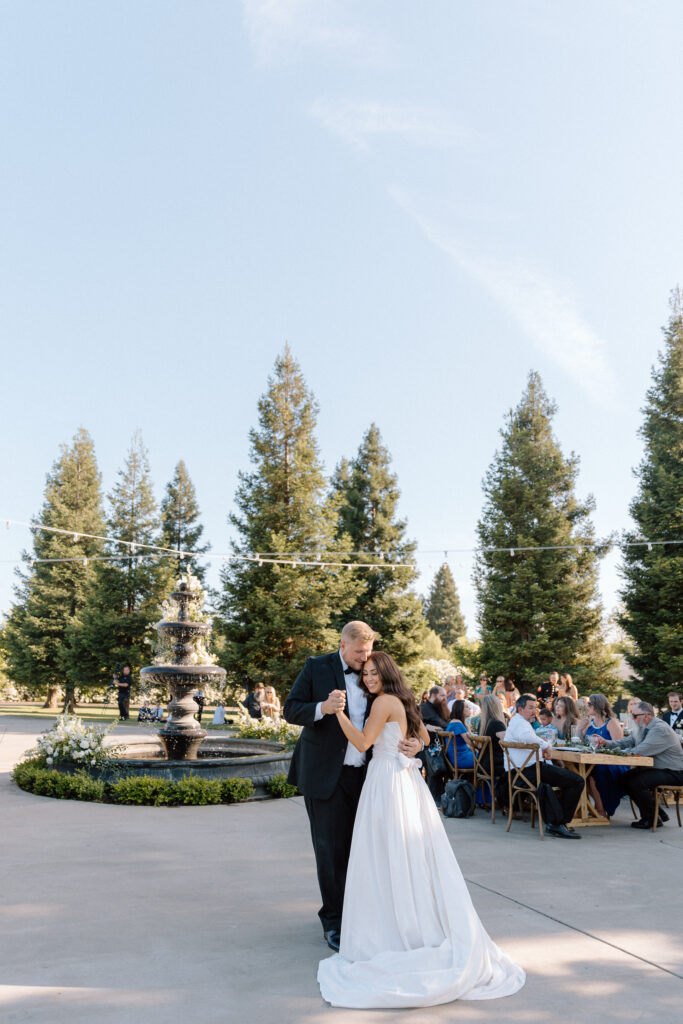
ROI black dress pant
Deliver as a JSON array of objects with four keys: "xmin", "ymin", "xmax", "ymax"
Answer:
[
  {"xmin": 522, "ymin": 762, "xmax": 585, "ymax": 825},
  {"xmin": 622, "ymin": 767, "xmax": 683, "ymax": 822},
  {"xmin": 304, "ymin": 765, "xmax": 365, "ymax": 933}
]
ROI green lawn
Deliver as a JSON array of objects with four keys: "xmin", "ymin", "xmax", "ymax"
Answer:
[{"xmin": 0, "ymin": 701, "xmax": 240, "ymax": 726}]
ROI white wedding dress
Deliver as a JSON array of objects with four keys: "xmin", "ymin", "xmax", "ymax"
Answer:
[{"xmin": 317, "ymin": 721, "xmax": 525, "ymax": 1008}]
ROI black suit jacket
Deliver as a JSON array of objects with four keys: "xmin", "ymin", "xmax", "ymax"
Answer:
[
  {"xmin": 661, "ymin": 709, "xmax": 683, "ymax": 732},
  {"xmin": 283, "ymin": 651, "xmax": 367, "ymax": 800}
]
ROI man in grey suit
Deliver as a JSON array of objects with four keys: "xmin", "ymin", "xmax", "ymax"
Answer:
[{"xmin": 594, "ymin": 700, "xmax": 683, "ymax": 829}]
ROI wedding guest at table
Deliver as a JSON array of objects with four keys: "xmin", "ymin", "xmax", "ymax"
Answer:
[
  {"xmin": 558, "ymin": 672, "xmax": 579, "ymax": 700},
  {"xmin": 583, "ymin": 694, "xmax": 626, "ymax": 818},
  {"xmin": 499, "ymin": 679, "xmax": 520, "ymax": 717},
  {"xmin": 537, "ymin": 670, "xmax": 560, "ymax": 709},
  {"xmin": 535, "ymin": 707, "xmax": 559, "ymax": 739},
  {"xmin": 454, "ymin": 680, "xmax": 480, "ymax": 721},
  {"xmin": 475, "ymin": 674, "xmax": 494, "ymax": 701},
  {"xmin": 661, "ymin": 691, "xmax": 683, "ymax": 737},
  {"xmin": 420, "ymin": 686, "xmax": 449, "ymax": 735},
  {"xmin": 504, "ymin": 694, "xmax": 584, "ymax": 839},
  {"xmin": 593, "ymin": 701, "xmax": 683, "ymax": 829},
  {"xmin": 445, "ymin": 700, "xmax": 475, "ymax": 771},
  {"xmin": 261, "ymin": 685, "xmax": 281, "ymax": 719},
  {"xmin": 478, "ymin": 694, "xmax": 507, "ymax": 780},
  {"xmin": 552, "ymin": 696, "xmax": 580, "ymax": 742}
]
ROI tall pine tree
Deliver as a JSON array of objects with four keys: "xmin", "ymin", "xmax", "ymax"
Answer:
[
  {"xmin": 160, "ymin": 460, "xmax": 209, "ymax": 582},
  {"xmin": 331, "ymin": 423, "xmax": 427, "ymax": 668},
  {"xmin": 66, "ymin": 431, "xmax": 172, "ymax": 688},
  {"xmin": 424, "ymin": 563, "xmax": 466, "ymax": 647},
  {"xmin": 216, "ymin": 347, "xmax": 362, "ymax": 695},
  {"xmin": 619, "ymin": 290, "xmax": 683, "ymax": 704},
  {"xmin": 474, "ymin": 372, "xmax": 615, "ymax": 692},
  {"xmin": 2, "ymin": 429, "xmax": 104, "ymax": 707}
]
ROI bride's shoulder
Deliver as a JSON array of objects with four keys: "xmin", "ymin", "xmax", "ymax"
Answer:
[{"xmin": 373, "ymin": 693, "xmax": 403, "ymax": 712}]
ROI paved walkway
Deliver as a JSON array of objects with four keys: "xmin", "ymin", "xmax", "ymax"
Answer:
[{"xmin": 1, "ymin": 715, "xmax": 681, "ymax": 1024}]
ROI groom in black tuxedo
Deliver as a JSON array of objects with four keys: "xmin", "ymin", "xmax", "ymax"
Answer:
[{"xmin": 283, "ymin": 621, "xmax": 422, "ymax": 952}]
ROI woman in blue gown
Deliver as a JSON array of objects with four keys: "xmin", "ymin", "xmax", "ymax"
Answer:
[{"xmin": 583, "ymin": 693, "xmax": 628, "ymax": 818}]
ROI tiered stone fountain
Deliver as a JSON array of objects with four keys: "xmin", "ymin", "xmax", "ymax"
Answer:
[{"xmin": 141, "ymin": 581, "xmax": 225, "ymax": 760}]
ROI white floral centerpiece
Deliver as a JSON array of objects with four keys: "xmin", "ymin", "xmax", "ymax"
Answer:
[
  {"xmin": 34, "ymin": 715, "xmax": 120, "ymax": 768},
  {"xmin": 235, "ymin": 705, "xmax": 301, "ymax": 750}
]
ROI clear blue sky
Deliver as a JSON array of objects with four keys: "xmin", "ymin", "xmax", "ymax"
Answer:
[{"xmin": 1, "ymin": 1, "xmax": 681, "ymax": 637}]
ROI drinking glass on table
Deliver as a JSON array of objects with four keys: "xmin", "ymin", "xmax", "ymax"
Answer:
[{"xmin": 588, "ymin": 734, "xmax": 601, "ymax": 751}]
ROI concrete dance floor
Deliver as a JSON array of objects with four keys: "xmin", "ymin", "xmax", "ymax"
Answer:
[{"xmin": 1, "ymin": 716, "xmax": 681, "ymax": 1024}]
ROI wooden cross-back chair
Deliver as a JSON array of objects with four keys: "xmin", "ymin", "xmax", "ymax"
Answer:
[{"xmin": 498, "ymin": 740, "xmax": 546, "ymax": 839}]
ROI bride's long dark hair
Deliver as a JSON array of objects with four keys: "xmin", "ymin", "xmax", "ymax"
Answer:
[{"xmin": 359, "ymin": 651, "xmax": 423, "ymax": 739}]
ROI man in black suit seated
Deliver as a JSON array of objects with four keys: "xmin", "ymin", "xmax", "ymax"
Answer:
[
  {"xmin": 661, "ymin": 691, "xmax": 683, "ymax": 737},
  {"xmin": 283, "ymin": 621, "xmax": 423, "ymax": 953}
]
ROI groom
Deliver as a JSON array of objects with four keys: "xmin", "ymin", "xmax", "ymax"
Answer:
[{"xmin": 283, "ymin": 621, "xmax": 422, "ymax": 952}]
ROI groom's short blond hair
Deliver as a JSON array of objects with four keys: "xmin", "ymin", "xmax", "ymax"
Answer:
[{"xmin": 341, "ymin": 621, "xmax": 376, "ymax": 643}]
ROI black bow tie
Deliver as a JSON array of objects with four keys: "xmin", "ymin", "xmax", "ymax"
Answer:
[{"xmin": 344, "ymin": 666, "xmax": 357, "ymax": 675}]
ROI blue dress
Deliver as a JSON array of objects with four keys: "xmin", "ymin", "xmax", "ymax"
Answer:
[
  {"xmin": 585, "ymin": 720, "xmax": 629, "ymax": 817},
  {"xmin": 444, "ymin": 721, "xmax": 475, "ymax": 770}
]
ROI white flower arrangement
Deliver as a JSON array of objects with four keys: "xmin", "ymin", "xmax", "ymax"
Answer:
[
  {"xmin": 34, "ymin": 715, "xmax": 120, "ymax": 767},
  {"xmin": 235, "ymin": 705, "xmax": 301, "ymax": 750}
]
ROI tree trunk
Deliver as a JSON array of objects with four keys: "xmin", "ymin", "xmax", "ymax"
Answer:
[{"xmin": 42, "ymin": 686, "xmax": 60, "ymax": 709}]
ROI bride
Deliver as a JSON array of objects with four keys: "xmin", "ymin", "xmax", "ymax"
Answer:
[{"xmin": 317, "ymin": 651, "xmax": 525, "ymax": 1008}]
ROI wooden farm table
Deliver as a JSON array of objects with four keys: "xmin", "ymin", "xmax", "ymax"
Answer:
[{"xmin": 549, "ymin": 747, "xmax": 654, "ymax": 827}]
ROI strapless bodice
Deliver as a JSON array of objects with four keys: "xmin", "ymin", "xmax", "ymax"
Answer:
[{"xmin": 371, "ymin": 720, "xmax": 420, "ymax": 770}]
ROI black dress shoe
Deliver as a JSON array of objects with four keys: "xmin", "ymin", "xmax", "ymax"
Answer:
[
  {"xmin": 631, "ymin": 818, "xmax": 660, "ymax": 829},
  {"xmin": 546, "ymin": 823, "xmax": 581, "ymax": 839},
  {"xmin": 658, "ymin": 808, "xmax": 670, "ymax": 823},
  {"xmin": 323, "ymin": 929, "xmax": 341, "ymax": 952}
]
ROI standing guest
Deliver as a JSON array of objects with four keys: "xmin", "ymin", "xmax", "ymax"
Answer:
[
  {"xmin": 261, "ymin": 685, "xmax": 282, "ymax": 719},
  {"xmin": 537, "ymin": 670, "xmax": 560, "ymax": 709},
  {"xmin": 552, "ymin": 696, "xmax": 580, "ymax": 742},
  {"xmin": 194, "ymin": 688, "xmax": 205, "ymax": 723},
  {"xmin": 593, "ymin": 701, "xmax": 683, "ymax": 829},
  {"xmin": 661, "ymin": 691, "xmax": 683, "ymax": 738},
  {"xmin": 492, "ymin": 675, "xmax": 505, "ymax": 700},
  {"xmin": 504, "ymin": 695, "xmax": 584, "ymax": 839},
  {"xmin": 476, "ymin": 675, "xmax": 494, "ymax": 701},
  {"xmin": 445, "ymin": 701, "xmax": 475, "ymax": 771},
  {"xmin": 283, "ymin": 621, "xmax": 423, "ymax": 953},
  {"xmin": 582, "ymin": 694, "xmax": 626, "ymax": 818},
  {"xmin": 242, "ymin": 683, "xmax": 265, "ymax": 719},
  {"xmin": 117, "ymin": 665, "xmax": 132, "ymax": 720},
  {"xmin": 558, "ymin": 673, "xmax": 579, "ymax": 700},
  {"xmin": 212, "ymin": 702, "xmax": 226, "ymax": 725},
  {"xmin": 444, "ymin": 676, "xmax": 457, "ymax": 710}
]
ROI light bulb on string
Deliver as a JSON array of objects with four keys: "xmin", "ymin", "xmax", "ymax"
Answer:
[
  {"xmin": 83, "ymin": 558, "xmax": 88, "ymax": 567},
  {"xmin": 647, "ymin": 543, "xmax": 653, "ymax": 551},
  {"xmin": 72, "ymin": 533, "xmax": 79, "ymax": 543},
  {"xmin": 509, "ymin": 549, "xmax": 515, "ymax": 556}
]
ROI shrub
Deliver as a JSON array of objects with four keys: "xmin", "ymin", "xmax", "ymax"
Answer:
[
  {"xmin": 110, "ymin": 776, "xmax": 176, "ymax": 806},
  {"xmin": 174, "ymin": 776, "xmax": 222, "ymax": 805},
  {"xmin": 266, "ymin": 773, "xmax": 298, "ymax": 799},
  {"xmin": 12, "ymin": 760, "xmax": 105, "ymax": 801},
  {"xmin": 221, "ymin": 777, "xmax": 254, "ymax": 803}
]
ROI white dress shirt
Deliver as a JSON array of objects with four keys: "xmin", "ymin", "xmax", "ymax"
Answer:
[
  {"xmin": 314, "ymin": 652, "xmax": 367, "ymax": 767},
  {"xmin": 503, "ymin": 713, "xmax": 551, "ymax": 770}
]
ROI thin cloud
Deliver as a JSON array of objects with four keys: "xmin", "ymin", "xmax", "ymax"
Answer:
[
  {"xmin": 309, "ymin": 98, "xmax": 467, "ymax": 152},
  {"xmin": 391, "ymin": 186, "xmax": 617, "ymax": 407},
  {"xmin": 241, "ymin": 0, "xmax": 386, "ymax": 66}
]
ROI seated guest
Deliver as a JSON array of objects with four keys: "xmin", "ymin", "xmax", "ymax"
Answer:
[
  {"xmin": 661, "ymin": 691, "xmax": 683, "ymax": 738},
  {"xmin": 478, "ymin": 694, "xmax": 507, "ymax": 780},
  {"xmin": 261, "ymin": 685, "xmax": 281, "ymax": 720},
  {"xmin": 242, "ymin": 683, "xmax": 265, "ymax": 719},
  {"xmin": 552, "ymin": 696, "xmax": 580, "ymax": 742},
  {"xmin": 475, "ymin": 674, "xmax": 493, "ymax": 701},
  {"xmin": 537, "ymin": 670, "xmax": 561, "ymax": 709},
  {"xmin": 420, "ymin": 686, "xmax": 449, "ymax": 735},
  {"xmin": 445, "ymin": 701, "xmax": 475, "ymax": 771},
  {"xmin": 137, "ymin": 700, "xmax": 153, "ymax": 722},
  {"xmin": 454, "ymin": 680, "xmax": 480, "ymax": 720},
  {"xmin": 593, "ymin": 701, "xmax": 683, "ymax": 829},
  {"xmin": 212, "ymin": 702, "xmax": 226, "ymax": 725},
  {"xmin": 444, "ymin": 675, "xmax": 457, "ymax": 709},
  {"xmin": 500, "ymin": 679, "xmax": 520, "ymax": 717},
  {"xmin": 558, "ymin": 672, "xmax": 579, "ymax": 700},
  {"xmin": 535, "ymin": 707, "xmax": 558, "ymax": 739},
  {"xmin": 583, "ymin": 694, "xmax": 626, "ymax": 818},
  {"xmin": 151, "ymin": 701, "xmax": 164, "ymax": 721},
  {"xmin": 504, "ymin": 694, "xmax": 584, "ymax": 839}
]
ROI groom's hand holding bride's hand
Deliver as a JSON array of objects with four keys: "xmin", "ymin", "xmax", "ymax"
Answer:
[{"xmin": 322, "ymin": 690, "xmax": 346, "ymax": 715}]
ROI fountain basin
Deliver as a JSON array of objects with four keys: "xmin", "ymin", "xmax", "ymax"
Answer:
[{"xmin": 53, "ymin": 736, "xmax": 293, "ymax": 797}]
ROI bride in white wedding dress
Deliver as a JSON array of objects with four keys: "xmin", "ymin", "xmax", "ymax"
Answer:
[{"xmin": 317, "ymin": 651, "xmax": 525, "ymax": 1009}]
